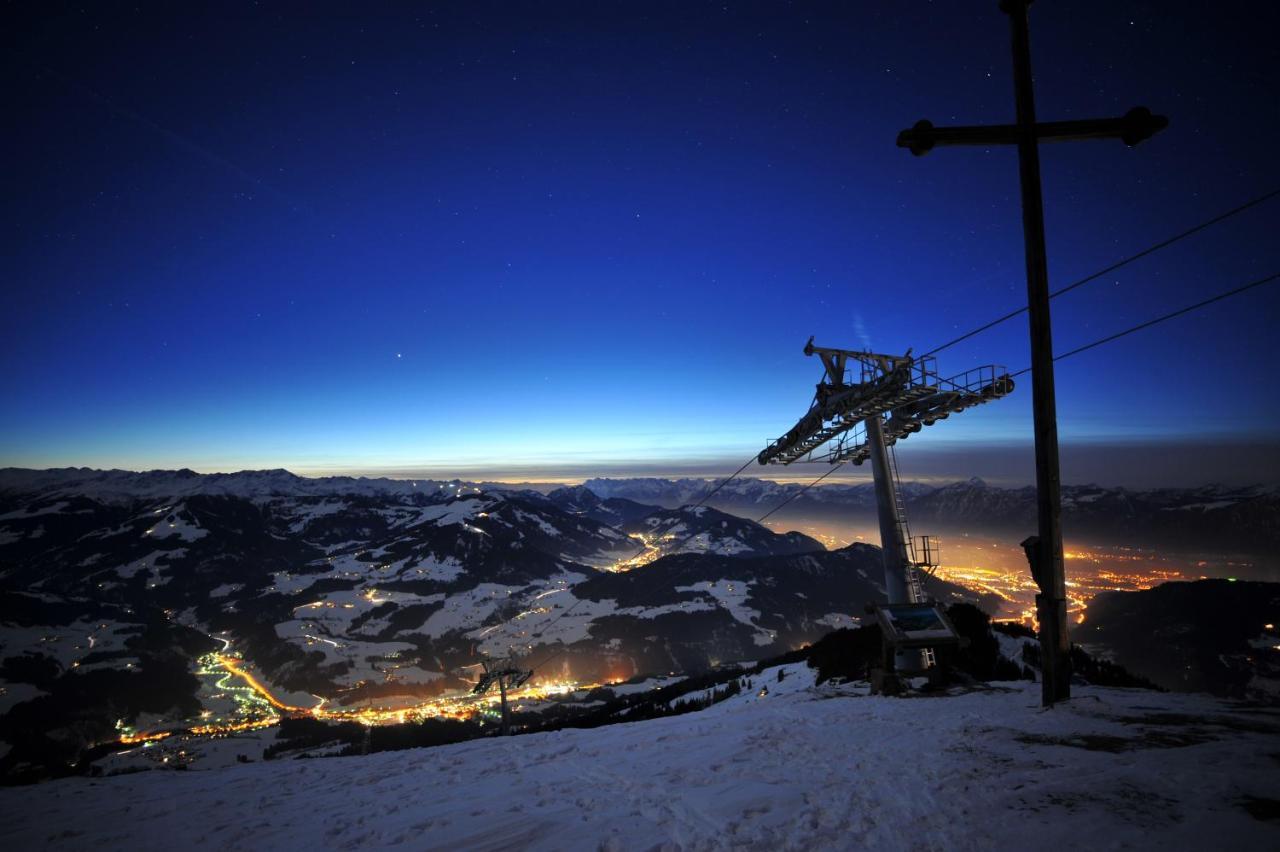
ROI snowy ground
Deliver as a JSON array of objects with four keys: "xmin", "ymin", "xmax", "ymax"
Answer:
[{"xmin": 2, "ymin": 670, "xmax": 1277, "ymax": 850}]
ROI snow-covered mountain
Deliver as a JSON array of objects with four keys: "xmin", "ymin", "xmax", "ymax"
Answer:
[
  {"xmin": 623, "ymin": 504, "xmax": 824, "ymax": 557},
  {"xmin": 542, "ymin": 484, "xmax": 660, "ymax": 528},
  {"xmin": 0, "ymin": 467, "xmax": 989, "ymax": 780},
  {"xmin": 0, "ymin": 467, "xmax": 496, "ymax": 503}
]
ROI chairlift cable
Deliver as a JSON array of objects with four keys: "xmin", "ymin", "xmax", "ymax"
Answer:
[
  {"xmin": 924, "ymin": 187, "xmax": 1280, "ymax": 357},
  {"xmin": 1007, "ymin": 271, "xmax": 1279, "ymax": 378}
]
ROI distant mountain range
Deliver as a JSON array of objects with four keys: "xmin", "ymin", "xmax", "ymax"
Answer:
[
  {"xmin": 7, "ymin": 468, "xmax": 1273, "ymax": 557},
  {"xmin": 585, "ymin": 475, "xmax": 1280, "ymax": 554},
  {"xmin": 0, "ymin": 466, "xmax": 494, "ymax": 502},
  {"xmin": 583, "ymin": 475, "xmax": 932, "ymax": 511}
]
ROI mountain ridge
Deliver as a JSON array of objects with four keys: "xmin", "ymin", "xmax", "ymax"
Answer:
[{"xmin": 0, "ymin": 471, "xmax": 997, "ymax": 779}]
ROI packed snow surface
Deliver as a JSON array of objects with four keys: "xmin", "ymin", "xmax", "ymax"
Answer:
[{"xmin": 3, "ymin": 675, "xmax": 1276, "ymax": 850}]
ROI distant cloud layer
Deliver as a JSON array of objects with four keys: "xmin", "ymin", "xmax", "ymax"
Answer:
[{"xmin": 307, "ymin": 438, "xmax": 1279, "ymax": 490}]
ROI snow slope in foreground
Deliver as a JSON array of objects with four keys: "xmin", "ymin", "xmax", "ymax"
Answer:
[{"xmin": 2, "ymin": 669, "xmax": 1277, "ymax": 851}]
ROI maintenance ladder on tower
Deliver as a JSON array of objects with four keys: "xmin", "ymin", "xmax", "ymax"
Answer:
[
  {"xmin": 758, "ymin": 339, "xmax": 1012, "ymax": 677},
  {"xmin": 887, "ymin": 444, "xmax": 941, "ymax": 668}
]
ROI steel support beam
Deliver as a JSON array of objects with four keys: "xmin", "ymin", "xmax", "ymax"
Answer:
[
  {"xmin": 497, "ymin": 676, "xmax": 511, "ymax": 736},
  {"xmin": 865, "ymin": 416, "xmax": 924, "ymax": 671}
]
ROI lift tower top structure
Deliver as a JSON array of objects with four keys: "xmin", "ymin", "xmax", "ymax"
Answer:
[
  {"xmin": 759, "ymin": 339, "xmax": 1013, "ymax": 674},
  {"xmin": 759, "ymin": 340, "xmax": 1014, "ymax": 468}
]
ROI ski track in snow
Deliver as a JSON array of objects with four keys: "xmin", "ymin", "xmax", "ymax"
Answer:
[{"xmin": 2, "ymin": 676, "xmax": 1276, "ymax": 851}]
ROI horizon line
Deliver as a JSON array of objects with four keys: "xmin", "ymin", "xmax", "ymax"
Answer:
[{"xmin": 3, "ymin": 462, "xmax": 1274, "ymax": 492}]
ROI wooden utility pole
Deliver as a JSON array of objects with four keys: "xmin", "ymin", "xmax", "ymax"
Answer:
[{"xmin": 896, "ymin": 0, "xmax": 1167, "ymax": 706}]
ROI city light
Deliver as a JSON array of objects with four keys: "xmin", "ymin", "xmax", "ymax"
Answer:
[
  {"xmin": 116, "ymin": 650, "xmax": 608, "ymax": 746},
  {"xmin": 606, "ymin": 531, "xmax": 673, "ymax": 572}
]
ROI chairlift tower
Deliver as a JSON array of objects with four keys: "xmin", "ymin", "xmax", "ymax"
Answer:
[
  {"xmin": 471, "ymin": 656, "xmax": 533, "ymax": 736},
  {"xmin": 759, "ymin": 338, "xmax": 1013, "ymax": 670}
]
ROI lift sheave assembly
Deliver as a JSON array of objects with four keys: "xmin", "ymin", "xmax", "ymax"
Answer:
[{"xmin": 759, "ymin": 338, "xmax": 1014, "ymax": 683}]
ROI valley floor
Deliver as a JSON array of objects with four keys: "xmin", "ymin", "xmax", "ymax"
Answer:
[{"xmin": 2, "ymin": 670, "xmax": 1277, "ymax": 851}]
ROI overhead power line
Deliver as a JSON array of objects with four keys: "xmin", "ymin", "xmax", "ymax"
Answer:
[
  {"xmin": 690, "ymin": 454, "xmax": 758, "ymax": 509},
  {"xmin": 1009, "ymin": 270, "xmax": 1279, "ymax": 378},
  {"xmin": 616, "ymin": 451, "xmax": 760, "ymax": 557},
  {"xmin": 925, "ymin": 187, "xmax": 1280, "ymax": 358},
  {"xmin": 494, "ymin": 454, "xmax": 764, "ymax": 676},
  {"xmin": 533, "ymin": 463, "xmax": 856, "ymax": 673},
  {"xmin": 754, "ymin": 463, "xmax": 847, "ymax": 524},
  {"xmin": 527, "ymin": 598, "xmax": 588, "ymax": 673},
  {"xmin": 659, "ymin": 459, "xmax": 851, "ymax": 556}
]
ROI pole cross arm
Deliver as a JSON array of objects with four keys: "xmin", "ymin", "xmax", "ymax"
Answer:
[{"xmin": 897, "ymin": 106, "xmax": 1168, "ymax": 156}]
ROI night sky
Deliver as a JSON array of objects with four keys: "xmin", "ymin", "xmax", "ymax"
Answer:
[{"xmin": 4, "ymin": 2, "xmax": 1277, "ymax": 485}]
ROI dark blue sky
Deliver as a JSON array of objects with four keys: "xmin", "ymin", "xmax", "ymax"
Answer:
[{"xmin": 3, "ymin": 2, "xmax": 1277, "ymax": 484}]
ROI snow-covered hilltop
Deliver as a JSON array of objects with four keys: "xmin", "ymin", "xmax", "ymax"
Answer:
[{"xmin": 2, "ymin": 671, "xmax": 1276, "ymax": 850}]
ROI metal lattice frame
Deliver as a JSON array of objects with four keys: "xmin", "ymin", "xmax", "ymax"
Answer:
[
  {"xmin": 758, "ymin": 337, "xmax": 1014, "ymax": 468},
  {"xmin": 471, "ymin": 657, "xmax": 532, "ymax": 695},
  {"xmin": 472, "ymin": 656, "xmax": 532, "ymax": 736}
]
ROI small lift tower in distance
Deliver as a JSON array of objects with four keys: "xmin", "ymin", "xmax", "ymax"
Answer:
[
  {"xmin": 759, "ymin": 339, "xmax": 1013, "ymax": 685},
  {"xmin": 472, "ymin": 657, "xmax": 533, "ymax": 736}
]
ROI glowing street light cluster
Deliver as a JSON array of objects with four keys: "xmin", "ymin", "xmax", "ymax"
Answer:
[
  {"xmin": 114, "ymin": 646, "xmax": 607, "ymax": 748},
  {"xmin": 607, "ymin": 531, "xmax": 675, "ymax": 572}
]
